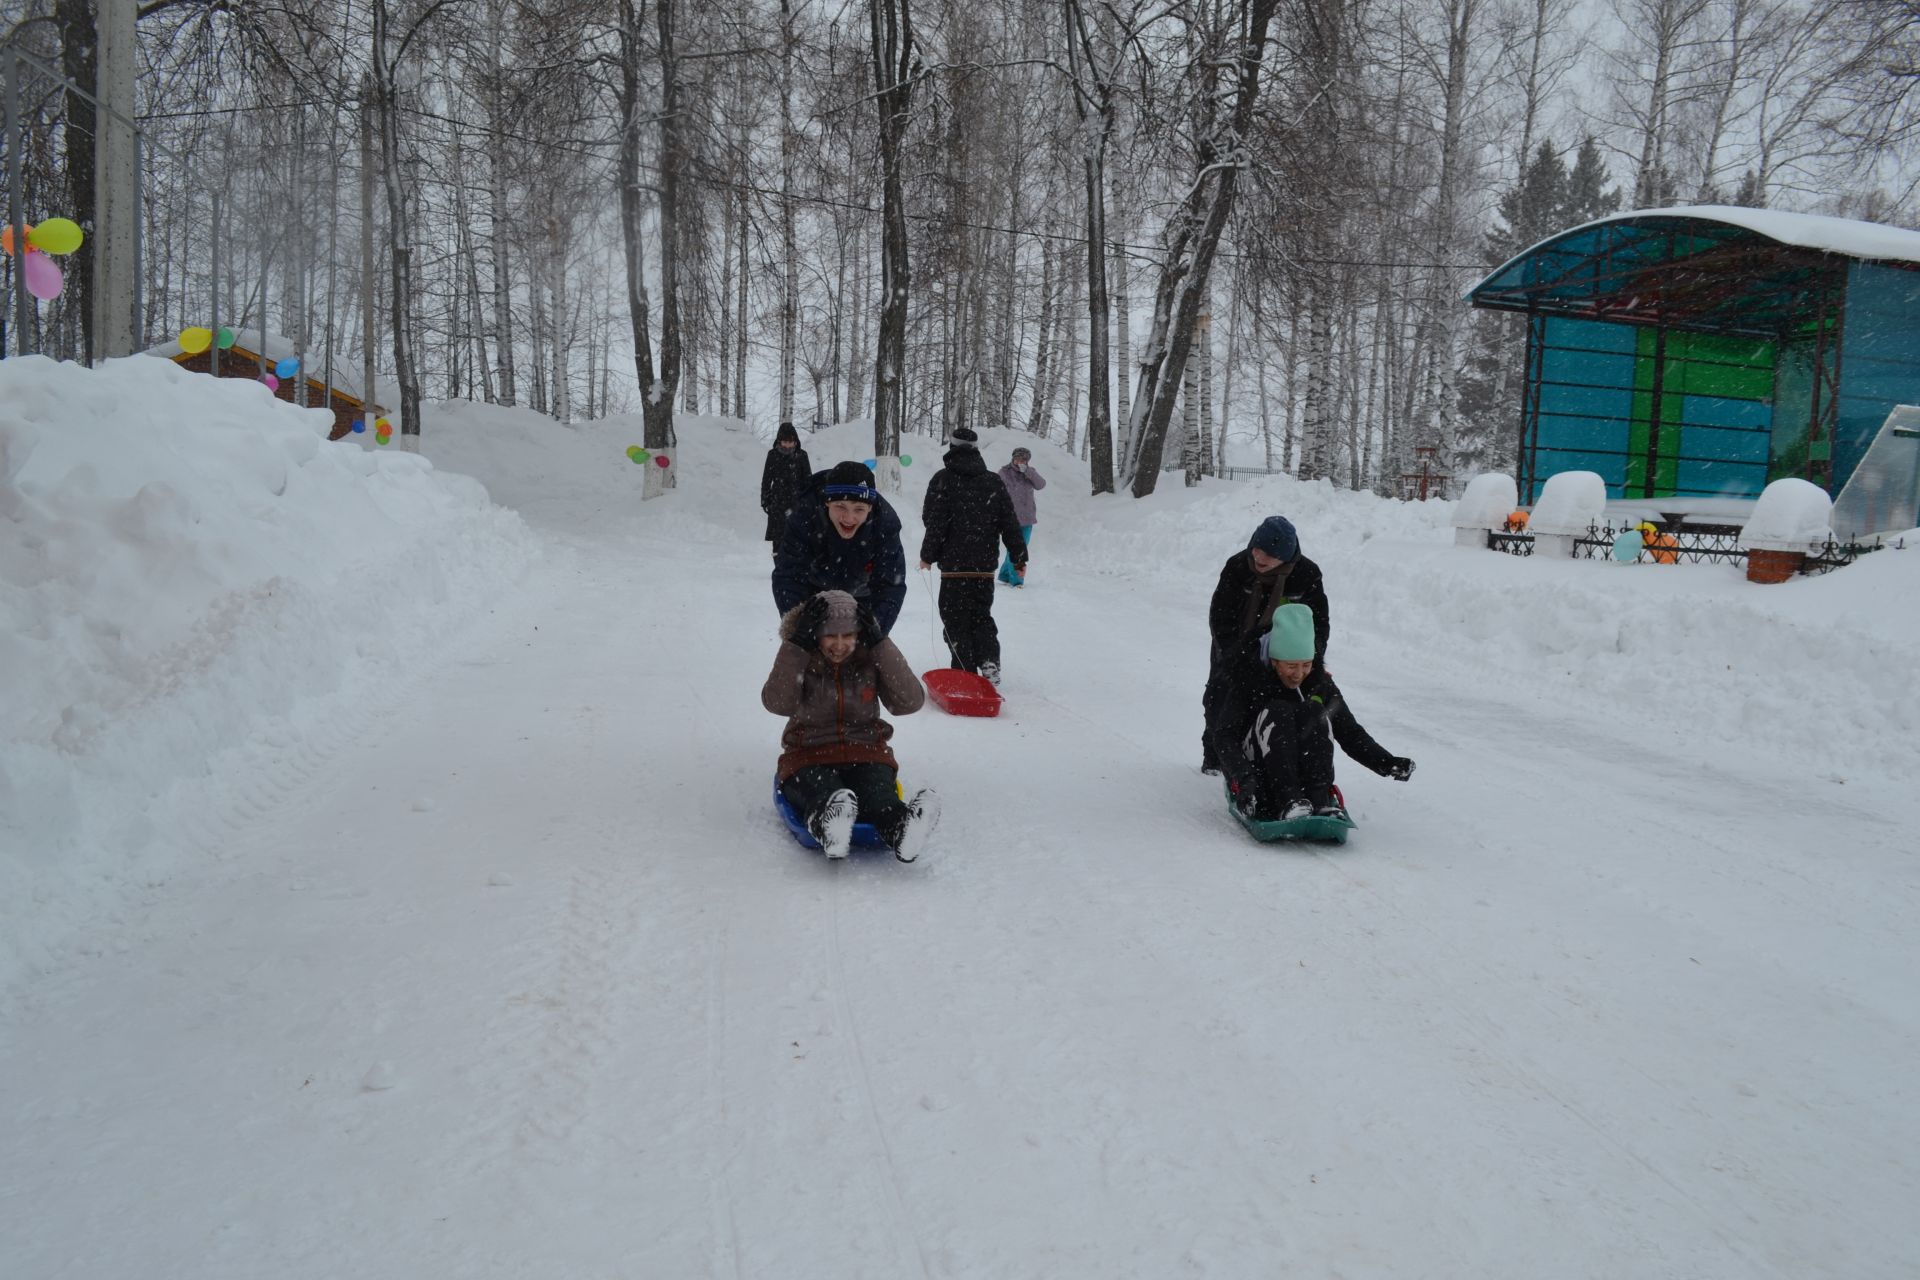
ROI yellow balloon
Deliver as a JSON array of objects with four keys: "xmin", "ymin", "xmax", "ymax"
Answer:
[
  {"xmin": 27, "ymin": 217, "xmax": 83, "ymax": 255},
  {"xmin": 179, "ymin": 326, "xmax": 213, "ymax": 355}
]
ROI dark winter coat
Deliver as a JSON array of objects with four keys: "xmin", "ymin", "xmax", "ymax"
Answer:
[
  {"xmin": 1205, "ymin": 656, "xmax": 1398, "ymax": 791},
  {"xmin": 996, "ymin": 461, "xmax": 1046, "ymax": 525},
  {"xmin": 1207, "ymin": 550, "xmax": 1330, "ymax": 667},
  {"xmin": 919, "ymin": 447, "xmax": 1027, "ymax": 574},
  {"xmin": 760, "ymin": 444, "xmax": 813, "ymax": 541},
  {"xmin": 772, "ymin": 487, "xmax": 909, "ymax": 634},
  {"xmin": 763, "ymin": 602, "xmax": 926, "ymax": 781}
]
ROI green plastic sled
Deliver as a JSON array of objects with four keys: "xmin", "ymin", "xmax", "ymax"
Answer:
[{"xmin": 1225, "ymin": 782, "xmax": 1355, "ymax": 844}]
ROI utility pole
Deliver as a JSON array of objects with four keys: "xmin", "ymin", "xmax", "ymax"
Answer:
[{"xmin": 93, "ymin": 0, "xmax": 139, "ymax": 359}]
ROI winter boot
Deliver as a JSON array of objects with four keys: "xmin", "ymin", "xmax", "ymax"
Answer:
[
  {"xmin": 1309, "ymin": 788, "xmax": 1345, "ymax": 818},
  {"xmin": 808, "ymin": 788, "xmax": 859, "ymax": 859},
  {"xmin": 1279, "ymin": 797, "xmax": 1314, "ymax": 822},
  {"xmin": 890, "ymin": 788, "xmax": 942, "ymax": 863},
  {"xmin": 978, "ymin": 661, "xmax": 1001, "ymax": 687}
]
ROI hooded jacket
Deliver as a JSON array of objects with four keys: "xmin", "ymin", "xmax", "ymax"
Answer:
[
  {"xmin": 762, "ymin": 601, "xmax": 926, "ymax": 780},
  {"xmin": 996, "ymin": 460, "xmax": 1046, "ymax": 525},
  {"xmin": 772, "ymin": 481, "xmax": 909, "ymax": 633},
  {"xmin": 919, "ymin": 446, "xmax": 1027, "ymax": 573},
  {"xmin": 1207, "ymin": 550, "xmax": 1330, "ymax": 665},
  {"xmin": 1205, "ymin": 657, "xmax": 1398, "ymax": 790},
  {"xmin": 760, "ymin": 444, "xmax": 813, "ymax": 516}
]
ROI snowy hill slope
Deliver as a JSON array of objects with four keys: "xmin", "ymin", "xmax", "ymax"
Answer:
[{"xmin": 5, "ymin": 374, "xmax": 1919, "ymax": 1278}]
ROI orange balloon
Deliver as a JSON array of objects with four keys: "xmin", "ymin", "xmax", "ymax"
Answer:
[{"xmin": 0, "ymin": 223, "xmax": 32, "ymax": 256}]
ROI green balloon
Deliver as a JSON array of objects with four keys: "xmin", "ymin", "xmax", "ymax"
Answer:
[
  {"xmin": 900, "ymin": 455, "xmax": 913, "ymax": 467},
  {"xmin": 216, "ymin": 326, "xmax": 236, "ymax": 349},
  {"xmin": 626, "ymin": 445, "xmax": 643, "ymax": 462}
]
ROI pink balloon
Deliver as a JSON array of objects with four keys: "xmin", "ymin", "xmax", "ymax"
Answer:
[
  {"xmin": 22, "ymin": 250, "xmax": 62, "ymax": 300},
  {"xmin": 263, "ymin": 373, "xmax": 280, "ymax": 392},
  {"xmin": 654, "ymin": 454, "xmax": 671, "ymax": 468}
]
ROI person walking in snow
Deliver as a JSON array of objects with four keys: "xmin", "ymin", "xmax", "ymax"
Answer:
[
  {"xmin": 773, "ymin": 460, "xmax": 909, "ymax": 636},
  {"xmin": 1206, "ymin": 603, "xmax": 1413, "ymax": 821},
  {"xmin": 763, "ymin": 589, "xmax": 941, "ymax": 861},
  {"xmin": 917, "ymin": 426, "xmax": 1027, "ymax": 684},
  {"xmin": 995, "ymin": 446, "xmax": 1045, "ymax": 587},
  {"xmin": 759, "ymin": 421, "xmax": 813, "ymax": 556},
  {"xmin": 1200, "ymin": 515, "xmax": 1331, "ymax": 774}
]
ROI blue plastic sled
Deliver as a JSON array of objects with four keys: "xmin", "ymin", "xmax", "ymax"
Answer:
[
  {"xmin": 1225, "ymin": 781, "xmax": 1355, "ymax": 844},
  {"xmin": 773, "ymin": 774, "xmax": 894, "ymax": 851}
]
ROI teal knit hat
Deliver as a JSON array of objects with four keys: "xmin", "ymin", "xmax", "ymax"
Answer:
[{"xmin": 1265, "ymin": 603, "xmax": 1316, "ymax": 662}]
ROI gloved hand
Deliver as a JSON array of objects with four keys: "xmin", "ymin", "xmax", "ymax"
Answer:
[
  {"xmin": 1387, "ymin": 757, "xmax": 1416, "ymax": 782},
  {"xmin": 790, "ymin": 595, "xmax": 830, "ymax": 651},
  {"xmin": 856, "ymin": 602, "xmax": 885, "ymax": 649}
]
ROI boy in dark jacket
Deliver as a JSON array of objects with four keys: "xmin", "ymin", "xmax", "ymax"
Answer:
[
  {"xmin": 1201, "ymin": 515, "xmax": 1331, "ymax": 773},
  {"xmin": 763, "ymin": 590, "xmax": 940, "ymax": 860},
  {"xmin": 917, "ymin": 426, "xmax": 1027, "ymax": 684},
  {"xmin": 772, "ymin": 460, "xmax": 909, "ymax": 636},
  {"xmin": 1207, "ymin": 603, "xmax": 1414, "ymax": 821},
  {"xmin": 759, "ymin": 421, "xmax": 813, "ymax": 554}
]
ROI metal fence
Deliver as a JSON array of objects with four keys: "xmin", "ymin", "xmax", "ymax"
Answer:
[{"xmin": 1488, "ymin": 518, "xmax": 1896, "ymax": 574}]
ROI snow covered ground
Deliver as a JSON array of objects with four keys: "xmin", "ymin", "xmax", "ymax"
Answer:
[{"xmin": 4, "ymin": 354, "xmax": 1918, "ymax": 1278}]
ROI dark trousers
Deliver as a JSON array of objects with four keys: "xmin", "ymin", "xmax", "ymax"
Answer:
[
  {"xmin": 1218, "ymin": 697, "xmax": 1334, "ymax": 819},
  {"xmin": 781, "ymin": 762, "xmax": 909, "ymax": 845},
  {"xmin": 938, "ymin": 575, "xmax": 1000, "ymax": 673}
]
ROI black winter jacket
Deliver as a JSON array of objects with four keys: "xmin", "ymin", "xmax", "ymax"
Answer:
[
  {"xmin": 1206, "ymin": 659, "xmax": 1398, "ymax": 787},
  {"xmin": 919, "ymin": 447, "xmax": 1027, "ymax": 573},
  {"xmin": 760, "ymin": 445, "xmax": 813, "ymax": 515},
  {"xmin": 772, "ymin": 491, "xmax": 909, "ymax": 634},
  {"xmin": 1207, "ymin": 550, "xmax": 1330, "ymax": 665}
]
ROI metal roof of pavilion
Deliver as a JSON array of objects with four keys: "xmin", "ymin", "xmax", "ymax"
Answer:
[{"xmin": 1467, "ymin": 206, "xmax": 1920, "ymax": 339}]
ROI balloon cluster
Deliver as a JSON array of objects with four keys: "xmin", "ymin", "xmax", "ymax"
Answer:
[
  {"xmin": 3, "ymin": 217, "xmax": 85, "ymax": 301},
  {"xmin": 374, "ymin": 417, "xmax": 393, "ymax": 446},
  {"xmin": 626, "ymin": 445, "xmax": 671, "ymax": 469},
  {"xmin": 177, "ymin": 326, "xmax": 240, "ymax": 355}
]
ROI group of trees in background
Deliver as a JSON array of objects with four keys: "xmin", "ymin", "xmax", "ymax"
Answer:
[{"xmin": 4, "ymin": 0, "xmax": 1919, "ymax": 497}]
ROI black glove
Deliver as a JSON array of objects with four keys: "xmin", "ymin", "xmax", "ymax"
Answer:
[
  {"xmin": 1387, "ymin": 757, "xmax": 1415, "ymax": 782},
  {"xmin": 790, "ymin": 595, "xmax": 830, "ymax": 651},
  {"xmin": 855, "ymin": 602, "xmax": 885, "ymax": 648}
]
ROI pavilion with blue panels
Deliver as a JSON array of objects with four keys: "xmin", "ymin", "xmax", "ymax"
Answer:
[{"xmin": 1468, "ymin": 207, "xmax": 1920, "ymax": 505}]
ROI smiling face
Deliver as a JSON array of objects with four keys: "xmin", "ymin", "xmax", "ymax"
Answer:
[
  {"xmin": 827, "ymin": 499, "xmax": 872, "ymax": 538},
  {"xmin": 821, "ymin": 631, "xmax": 857, "ymax": 663},
  {"xmin": 1269, "ymin": 658, "xmax": 1313, "ymax": 688},
  {"xmin": 1249, "ymin": 547, "xmax": 1286, "ymax": 575}
]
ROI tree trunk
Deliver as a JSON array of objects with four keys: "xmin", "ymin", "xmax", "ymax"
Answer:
[{"xmin": 868, "ymin": 0, "xmax": 915, "ymax": 490}]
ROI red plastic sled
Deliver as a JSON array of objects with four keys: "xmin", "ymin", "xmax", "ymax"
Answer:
[{"xmin": 922, "ymin": 668, "xmax": 1002, "ymax": 717}]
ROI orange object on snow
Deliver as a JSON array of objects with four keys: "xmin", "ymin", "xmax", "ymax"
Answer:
[
  {"xmin": 1505, "ymin": 509, "xmax": 1530, "ymax": 532},
  {"xmin": 1637, "ymin": 522, "xmax": 1678, "ymax": 564}
]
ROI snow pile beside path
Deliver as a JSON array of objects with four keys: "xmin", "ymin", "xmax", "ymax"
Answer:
[
  {"xmin": 1, "ymin": 356, "xmax": 537, "ymax": 981},
  {"xmin": 970, "ymin": 432, "xmax": 1918, "ymax": 782}
]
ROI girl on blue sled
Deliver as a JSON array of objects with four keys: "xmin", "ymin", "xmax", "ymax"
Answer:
[
  {"xmin": 1207, "ymin": 603, "xmax": 1415, "ymax": 821},
  {"xmin": 762, "ymin": 589, "xmax": 941, "ymax": 860}
]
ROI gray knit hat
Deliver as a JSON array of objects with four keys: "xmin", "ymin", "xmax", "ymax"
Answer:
[{"xmin": 817, "ymin": 589, "xmax": 860, "ymax": 636}]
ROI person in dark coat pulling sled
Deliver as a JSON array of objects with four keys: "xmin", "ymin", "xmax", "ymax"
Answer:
[{"xmin": 917, "ymin": 426, "xmax": 1027, "ymax": 684}]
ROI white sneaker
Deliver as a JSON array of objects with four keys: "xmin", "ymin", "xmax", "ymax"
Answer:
[
  {"xmin": 1280, "ymin": 798, "xmax": 1313, "ymax": 822},
  {"xmin": 978, "ymin": 661, "xmax": 1001, "ymax": 686},
  {"xmin": 811, "ymin": 788, "xmax": 858, "ymax": 859},
  {"xmin": 893, "ymin": 788, "xmax": 942, "ymax": 863}
]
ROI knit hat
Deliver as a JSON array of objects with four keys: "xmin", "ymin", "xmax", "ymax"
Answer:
[
  {"xmin": 1265, "ymin": 603, "xmax": 1316, "ymax": 662},
  {"xmin": 949, "ymin": 426, "xmax": 979, "ymax": 450},
  {"xmin": 821, "ymin": 460, "xmax": 878, "ymax": 504},
  {"xmin": 816, "ymin": 589, "xmax": 860, "ymax": 636},
  {"xmin": 775, "ymin": 421, "xmax": 800, "ymax": 445},
  {"xmin": 1248, "ymin": 515, "xmax": 1299, "ymax": 562}
]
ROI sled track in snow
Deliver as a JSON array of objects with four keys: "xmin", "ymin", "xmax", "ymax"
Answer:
[{"xmin": 826, "ymin": 883, "xmax": 933, "ymax": 1280}]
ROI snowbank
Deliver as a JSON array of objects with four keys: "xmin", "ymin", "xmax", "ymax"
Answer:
[{"xmin": 1, "ymin": 356, "xmax": 537, "ymax": 981}]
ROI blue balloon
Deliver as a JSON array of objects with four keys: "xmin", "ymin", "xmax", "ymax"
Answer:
[
  {"xmin": 350, "ymin": 419, "xmax": 365, "ymax": 433},
  {"xmin": 863, "ymin": 457, "xmax": 877, "ymax": 469},
  {"xmin": 275, "ymin": 357, "xmax": 300, "ymax": 379},
  {"xmin": 1611, "ymin": 530, "xmax": 1645, "ymax": 563}
]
